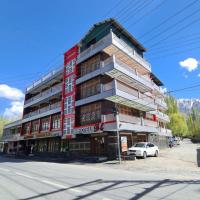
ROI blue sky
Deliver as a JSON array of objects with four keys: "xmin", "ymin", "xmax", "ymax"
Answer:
[{"xmin": 0, "ymin": 0, "xmax": 200, "ymax": 118}]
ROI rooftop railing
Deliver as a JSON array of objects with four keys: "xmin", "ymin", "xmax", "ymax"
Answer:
[{"xmin": 26, "ymin": 65, "xmax": 63, "ymax": 92}]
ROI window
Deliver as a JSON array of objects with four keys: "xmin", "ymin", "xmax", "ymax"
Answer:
[
  {"xmin": 78, "ymin": 54, "xmax": 100, "ymax": 77},
  {"xmin": 79, "ymin": 102, "xmax": 101, "ymax": 125},
  {"xmin": 79, "ymin": 77, "xmax": 101, "ymax": 99},
  {"xmin": 65, "ymin": 58, "xmax": 76, "ymax": 74},
  {"xmin": 41, "ymin": 118, "xmax": 49, "ymax": 131},
  {"xmin": 23, "ymin": 123, "xmax": 30, "ymax": 134},
  {"xmin": 64, "ymin": 96, "xmax": 74, "ymax": 114},
  {"xmin": 32, "ymin": 120, "xmax": 39, "ymax": 132},
  {"xmin": 52, "ymin": 115, "xmax": 61, "ymax": 130}
]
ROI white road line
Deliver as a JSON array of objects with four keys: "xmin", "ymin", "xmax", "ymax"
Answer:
[
  {"xmin": 69, "ymin": 188, "xmax": 82, "ymax": 193},
  {"xmin": 0, "ymin": 167, "xmax": 10, "ymax": 172},
  {"xmin": 41, "ymin": 179, "xmax": 67, "ymax": 189},
  {"xmin": 15, "ymin": 172, "xmax": 34, "ymax": 179},
  {"xmin": 14, "ymin": 171, "xmax": 82, "ymax": 193},
  {"xmin": 102, "ymin": 198, "xmax": 113, "ymax": 200}
]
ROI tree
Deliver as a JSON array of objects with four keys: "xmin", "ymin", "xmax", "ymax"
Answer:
[
  {"xmin": 167, "ymin": 113, "xmax": 188, "ymax": 137},
  {"xmin": 0, "ymin": 117, "xmax": 10, "ymax": 140},
  {"xmin": 187, "ymin": 108, "xmax": 200, "ymax": 138},
  {"xmin": 165, "ymin": 96, "xmax": 188, "ymax": 137}
]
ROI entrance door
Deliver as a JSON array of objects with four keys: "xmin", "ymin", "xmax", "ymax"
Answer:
[{"xmin": 91, "ymin": 136, "xmax": 106, "ymax": 156}]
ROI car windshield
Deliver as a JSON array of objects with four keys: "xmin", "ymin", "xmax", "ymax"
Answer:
[{"xmin": 134, "ymin": 143, "xmax": 145, "ymax": 148}]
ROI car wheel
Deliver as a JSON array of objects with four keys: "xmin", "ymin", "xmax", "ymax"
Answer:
[
  {"xmin": 154, "ymin": 150, "xmax": 158, "ymax": 157},
  {"xmin": 143, "ymin": 151, "xmax": 147, "ymax": 159}
]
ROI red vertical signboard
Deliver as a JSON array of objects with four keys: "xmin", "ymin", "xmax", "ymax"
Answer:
[{"xmin": 61, "ymin": 45, "xmax": 79, "ymax": 139}]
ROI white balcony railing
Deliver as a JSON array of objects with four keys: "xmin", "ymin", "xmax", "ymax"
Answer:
[
  {"xmin": 160, "ymin": 128, "xmax": 172, "ymax": 137},
  {"xmin": 77, "ymin": 31, "xmax": 151, "ymax": 71},
  {"xmin": 26, "ymin": 66, "xmax": 63, "ymax": 92},
  {"xmin": 155, "ymin": 98, "xmax": 167, "ymax": 109},
  {"xmin": 25, "ymin": 83, "xmax": 62, "ymax": 105},
  {"xmin": 23, "ymin": 102, "xmax": 61, "ymax": 119}
]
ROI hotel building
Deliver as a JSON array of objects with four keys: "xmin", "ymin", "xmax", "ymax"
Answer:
[{"xmin": 2, "ymin": 19, "xmax": 172, "ymax": 159}]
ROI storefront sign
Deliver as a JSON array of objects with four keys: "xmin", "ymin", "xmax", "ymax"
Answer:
[
  {"xmin": 121, "ymin": 136, "xmax": 128, "ymax": 152},
  {"xmin": 73, "ymin": 126, "xmax": 95, "ymax": 135}
]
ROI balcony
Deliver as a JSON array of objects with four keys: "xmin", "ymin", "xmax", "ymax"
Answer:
[
  {"xmin": 148, "ymin": 110, "xmax": 170, "ymax": 123},
  {"xmin": 77, "ymin": 55, "xmax": 153, "ymax": 92},
  {"xmin": 2, "ymin": 133, "xmax": 21, "ymax": 142},
  {"xmin": 159, "ymin": 128, "xmax": 172, "ymax": 137},
  {"xmin": 76, "ymin": 80, "xmax": 157, "ymax": 112},
  {"xmin": 102, "ymin": 113, "xmax": 158, "ymax": 133},
  {"xmin": 26, "ymin": 66, "xmax": 63, "ymax": 92},
  {"xmin": 153, "ymin": 83, "xmax": 165, "ymax": 96},
  {"xmin": 24, "ymin": 83, "xmax": 62, "ymax": 108},
  {"xmin": 155, "ymin": 98, "xmax": 167, "ymax": 110},
  {"xmin": 22, "ymin": 102, "xmax": 61, "ymax": 123},
  {"xmin": 77, "ymin": 31, "xmax": 151, "ymax": 73}
]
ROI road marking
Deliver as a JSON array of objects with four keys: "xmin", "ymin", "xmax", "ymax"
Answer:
[
  {"xmin": 15, "ymin": 172, "xmax": 34, "ymax": 179},
  {"xmin": 0, "ymin": 167, "xmax": 10, "ymax": 172},
  {"xmin": 41, "ymin": 179, "xmax": 67, "ymax": 189},
  {"xmin": 14, "ymin": 171, "xmax": 82, "ymax": 193},
  {"xmin": 102, "ymin": 198, "xmax": 113, "ymax": 200},
  {"xmin": 69, "ymin": 188, "xmax": 81, "ymax": 193}
]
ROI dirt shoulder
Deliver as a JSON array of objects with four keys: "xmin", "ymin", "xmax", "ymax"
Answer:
[{"xmin": 89, "ymin": 139, "xmax": 200, "ymax": 179}]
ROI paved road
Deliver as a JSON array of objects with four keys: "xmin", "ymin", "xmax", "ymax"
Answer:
[{"xmin": 0, "ymin": 140, "xmax": 200, "ymax": 200}]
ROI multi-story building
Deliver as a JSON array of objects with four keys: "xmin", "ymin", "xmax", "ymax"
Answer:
[{"xmin": 2, "ymin": 19, "xmax": 172, "ymax": 159}]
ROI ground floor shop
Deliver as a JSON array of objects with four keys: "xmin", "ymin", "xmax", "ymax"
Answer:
[{"xmin": 4, "ymin": 132, "xmax": 170, "ymax": 159}]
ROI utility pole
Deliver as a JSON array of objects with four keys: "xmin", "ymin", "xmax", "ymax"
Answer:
[{"xmin": 113, "ymin": 105, "xmax": 121, "ymax": 164}]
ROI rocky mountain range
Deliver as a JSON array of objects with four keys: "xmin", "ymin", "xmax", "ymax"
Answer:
[{"xmin": 177, "ymin": 99, "xmax": 200, "ymax": 114}]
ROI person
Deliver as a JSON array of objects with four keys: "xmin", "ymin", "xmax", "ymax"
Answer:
[{"xmin": 169, "ymin": 137, "xmax": 173, "ymax": 148}]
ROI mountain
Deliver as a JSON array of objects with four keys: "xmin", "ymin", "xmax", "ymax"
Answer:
[{"xmin": 177, "ymin": 99, "xmax": 200, "ymax": 114}]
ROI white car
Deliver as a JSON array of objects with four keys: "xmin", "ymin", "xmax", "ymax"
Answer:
[{"xmin": 128, "ymin": 142, "xmax": 159, "ymax": 159}]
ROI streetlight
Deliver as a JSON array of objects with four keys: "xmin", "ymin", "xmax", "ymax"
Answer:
[{"xmin": 113, "ymin": 105, "xmax": 121, "ymax": 164}]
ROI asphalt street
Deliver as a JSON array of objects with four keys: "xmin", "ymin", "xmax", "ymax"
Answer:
[{"xmin": 0, "ymin": 150, "xmax": 200, "ymax": 200}]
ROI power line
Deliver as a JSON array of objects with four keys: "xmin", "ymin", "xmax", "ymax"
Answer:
[
  {"xmin": 148, "ymin": 13, "xmax": 200, "ymax": 49},
  {"xmin": 126, "ymin": 0, "xmax": 168, "ymax": 28},
  {"xmin": 147, "ymin": 45, "xmax": 200, "ymax": 59},
  {"xmin": 138, "ymin": 0, "xmax": 199, "ymax": 40}
]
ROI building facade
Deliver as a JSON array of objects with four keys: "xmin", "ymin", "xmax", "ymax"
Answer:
[{"xmin": 2, "ymin": 19, "xmax": 172, "ymax": 159}]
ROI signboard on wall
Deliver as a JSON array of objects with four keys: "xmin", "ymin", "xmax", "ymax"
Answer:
[
  {"xmin": 121, "ymin": 136, "xmax": 128, "ymax": 152},
  {"xmin": 61, "ymin": 45, "xmax": 79, "ymax": 138}
]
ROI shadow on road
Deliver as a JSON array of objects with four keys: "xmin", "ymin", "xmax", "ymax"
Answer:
[{"xmin": 17, "ymin": 179, "xmax": 200, "ymax": 200}]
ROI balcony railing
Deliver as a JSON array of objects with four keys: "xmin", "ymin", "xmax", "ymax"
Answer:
[
  {"xmin": 149, "ymin": 110, "xmax": 170, "ymax": 122},
  {"xmin": 77, "ymin": 55, "xmax": 154, "ymax": 92},
  {"xmin": 26, "ymin": 66, "xmax": 63, "ymax": 92},
  {"xmin": 25, "ymin": 83, "xmax": 62, "ymax": 105},
  {"xmin": 159, "ymin": 128, "xmax": 172, "ymax": 137},
  {"xmin": 155, "ymin": 98, "xmax": 167, "ymax": 109},
  {"xmin": 23, "ymin": 102, "xmax": 61, "ymax": 119},
  {"xmin": 77, "ymin": 31, "xmax": 151, "ymax": 71}
]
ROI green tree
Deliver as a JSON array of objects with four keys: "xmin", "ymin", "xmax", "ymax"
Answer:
[
  {"xmin": 0, "ymin": 117, "xmax": 10, "ymax": 140},
  {"xmin": 187, "ymin": 108, "xmax": 200, "ymax": 138},
  {"xmin": 167, "ymin": 113, "xmax": 188, "ymax": 137},
  {"xmin": 165, "ymin": 96, "xmax": 188, "ymax": 137}
]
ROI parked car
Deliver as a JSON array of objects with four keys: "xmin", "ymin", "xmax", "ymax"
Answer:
[{"xmin": 127, "ymin": 142, "xmax": 159, "ymax": 159}]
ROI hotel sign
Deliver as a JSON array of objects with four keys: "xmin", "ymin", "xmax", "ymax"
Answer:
[
  {"xmin": 73, "ymin": 126, "xmax": 95, "ymax": 135},
  {"xmin": 73, "ymin": 124, "xmax": 101, "ymax": 135}
]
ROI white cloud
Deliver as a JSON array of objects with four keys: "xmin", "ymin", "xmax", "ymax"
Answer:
[
  {"xmin": 179, "ymin": 58, "xmax": 199, "ymax": 72},
  {"xmin": 3, "ymin": 101, "xmax": 24, "ymax": 120},
  {"xmin": 0, "ymin": 84, "xmax": 24, "ymax": 101},
  {"xmin": 198, "ymin": 73, "xmax": 200, "ymax": 77}
]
